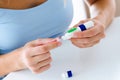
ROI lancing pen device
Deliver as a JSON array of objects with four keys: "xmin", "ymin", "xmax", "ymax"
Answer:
[{"xmin": 60, "ymin": 21, "xmax": 94, "ymax": 40}]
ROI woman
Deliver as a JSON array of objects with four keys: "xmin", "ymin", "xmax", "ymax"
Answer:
[{"xmin": 0, "ymin": 0, "xmax": 116, "ymax": 79}]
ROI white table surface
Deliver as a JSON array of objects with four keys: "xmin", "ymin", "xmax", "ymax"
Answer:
[{"xmin": 4, "ymin": 17, "xmax": 120, "ymax": 80}]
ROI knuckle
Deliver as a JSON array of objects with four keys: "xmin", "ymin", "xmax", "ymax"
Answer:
[
  {"xmin": 47, "ymin": 53, "xmax": 51, "ymax": 57},
  {"xmin": 34, "ymin": 47, "xmax": 41, "ymax": 53},
  {"xmin": 44, "ymin": 64, "xmax": 51, "ymax": 69},
  {"xmin": 45, "ymin": 57, "xmax": 52, "ymax": 64},
  {"xmin": 54, "ymin": 43, "xmax": 59, "ymax": 48},
  {"xmin": 81, "ymin": 43, "xmax": 92, "ymax": 48},
  {"xmin": 96, "ymin": 40, "xmax": 100, "ymax": 43},
  {"xmin": 101, "ymin": 25, "xmax": 105, "ymax": 31},
  {"xmin": 82, "ymin": 44, "xmax": 87, "ymax": 48},
  {"xmin": 23, "ymin": 48, "xmax": 32, "ymax": 56},
  {"xmin": 100, "ymin": 33, "xmax": 105, "ymax": 38},
  {"xmin": 32, "ymin": 69, "xmax": 40, "ymax": 74},
  {"xmin": 77, "ymin": 44, "xmax": 86, "ymax": 48},
  {"xmin": 79, "ymin": 45, "xmax": 86, "ymax": 48},
  {"xmin": 29, "ymin": 63, "xmax": 37, "ymax": 68},
  {"xmin": 41, "ymin": 46, "xmax": 48, "ymax": 52},
  {"xmin": 47, "ymin": 64, "xmax": 51, "ymax": 69},
  {"xmin": 101, "ymin": 27, "xmax": 104, "ymax": 31},
  {"xmin": 45, "ymin": 53, "xmax": 51, "ymax": 58},
  {"xmin": 83, "ymin": 44, "xmax": 93, "ymax": 48},
  {"xmin": 102, "ymin": 33, "xmax": 106, "ymax": 38},
  {"xmin": 84, "ymin": 39, "xmax": 90, "ymax": 43},
  {"xmin": 72, "ymin": 41, "xmax": 86, "ymax": 48},
  {"xmin": 25, "ymin": 48, "xmax": 30, "ymax": 53},
  {"xmin": 88, "ymin": 45, "xmax": 94, "ymax": 47},
  {"xmin": 48, "ymin": 57, "xmax": 52, "ymax": 63}
]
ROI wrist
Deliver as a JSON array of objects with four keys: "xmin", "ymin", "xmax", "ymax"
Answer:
[
  {"xmin": 92, "ymin": 12, "xmax": 114, "ymax": 29},
  {"xmin": 93, "ymin": 13, "xmax": 105, "ymax": 23},
  {"xmin": 13, "ymin": 47, "xmax": 27, "ymax": 70}
]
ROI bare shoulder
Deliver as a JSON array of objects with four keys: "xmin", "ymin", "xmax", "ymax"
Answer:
[{"xmin": 0, "ymin": 0, "xmax": 47, "ymax": 10}]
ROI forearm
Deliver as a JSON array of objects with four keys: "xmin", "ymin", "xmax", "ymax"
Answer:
[
  {"xmin": 85, "ymin": 0, "xmax": 116, "ymax": 28},
  {"xmin": 0, "ymin": 48, "xmax": 24, "ymax": 76}
]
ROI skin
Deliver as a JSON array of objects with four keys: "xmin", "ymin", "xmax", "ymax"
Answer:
[
  {"xmin": 0, "ymin": 38, "xmax": 61, "ymax": 76},
  {"xmin": 0, "ymin": 0, "xmax": 47, "ymax": 9},
  {"xmin": 0, "ymin": 0, "xmax": 116, "ymax": 76},
  {"xmin": 70, "ymin": 0, "xmax": 116, "ymax": 48}
]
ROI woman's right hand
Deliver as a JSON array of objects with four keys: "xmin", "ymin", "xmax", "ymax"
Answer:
[{"xmin": 19, "ymin": 38, "xmax": 61, "ymax": 74}]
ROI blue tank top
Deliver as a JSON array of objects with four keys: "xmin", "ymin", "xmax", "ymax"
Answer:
[{"xmin": 0, "ymin": 0, "xmax": 73, "ymax": 54}]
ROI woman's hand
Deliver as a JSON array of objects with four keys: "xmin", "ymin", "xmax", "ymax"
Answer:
[
  {"xmin": 70, "ymin": 19, "xmax": 105, "ymax": 48},
  {"xmin": 19, "ymin": 38, "xmax": 61, "ymax": 74}
]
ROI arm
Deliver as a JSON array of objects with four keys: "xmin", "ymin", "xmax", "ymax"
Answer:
[
  {"xmin": 85, "ymin": 0, "xmax": 116, "ymax": 27},
  {"xmin": 0, "ymin": 38, "xmax": 60, "ymax": 76},
  {"xmin": 0, "ymin": 48, "xmax": 24, "ymax": 76},
  {"xmin": 70, "ymin": 0, "xmax": 116, "ymax": 48}
]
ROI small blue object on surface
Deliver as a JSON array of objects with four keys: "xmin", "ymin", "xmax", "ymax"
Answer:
[
  {"xmin": 79, "ymin": 24, "xmax": 87, "ymax": 31},
  {"xmin": 67, "ymin": 70, "xmax": 73, "ymax": 78}
]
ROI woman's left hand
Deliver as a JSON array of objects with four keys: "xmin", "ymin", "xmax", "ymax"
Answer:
[{"xmin": 70, "ymin": 19, "xmax": 106, "ymax": 48}]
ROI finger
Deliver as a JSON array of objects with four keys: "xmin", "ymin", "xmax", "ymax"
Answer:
[
  {"xmin": 71, "ymin": 32, "xmax": 105, "ymax": 43},
  {"xmin": 26, "ymin": 38, "xmax": 58, "ymax": 47},
  {"xmin": 32, "ymin": 64, "xmax": 51, "ymax": 74},
  {"xmin": 31, "ymin": 52, "xmax": 51, "ymax": 64},
  {"xmin": 72, "ymin": 40, "xmax": 100, "ymax": 48},
  {"xmin": 83, "ymin": 40, "xmax": 100, "ymax": 48},
  {"xmin": 29, "ymin": 40, "xmax": 61, "ymax": 56},
  {"xmin": 72, "ymin": 22, "xmax": 104, "ymax": 38},
  {"xmin": 28, "ymin": 57, "xmax": 52, "ymax": 71},
  {"xmin": 36, "ymin": 57, "xmax": 52, "ymax": 69},
  {"xmin": 30, "ymin": 46, "xmax": 50, "ymax": 56},
  {"xmin": 39, "ymin": 40, "xmax": 61, "ymax": 52}
]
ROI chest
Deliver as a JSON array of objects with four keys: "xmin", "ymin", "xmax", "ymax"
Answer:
[{"xmin": 0, "ymin": 0, "xmax": 73, "ymax": 53}]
